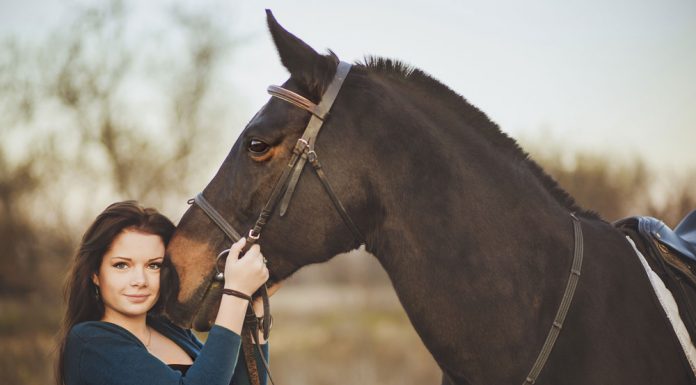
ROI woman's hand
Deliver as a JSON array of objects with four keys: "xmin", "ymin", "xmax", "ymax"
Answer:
[{"xmin": 222, "ymin": 238, "xmax": 269, "ymax": 296}]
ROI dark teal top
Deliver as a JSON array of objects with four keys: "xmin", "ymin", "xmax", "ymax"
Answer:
[{"xmin": 63, "ymin": 315, "xmax": 268, "ymax": 385}]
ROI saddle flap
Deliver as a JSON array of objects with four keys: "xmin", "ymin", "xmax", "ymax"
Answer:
[
  {"xmin": 616, "ymin": 213, "xmax": 696, "ymax": 265},
  {"xmin": 676, "ymin": 210, "xmax": 696, "ymax": 245},
  {"xmin": 654, "ymin": 211, "xmax": 696, "ymax": 263}
]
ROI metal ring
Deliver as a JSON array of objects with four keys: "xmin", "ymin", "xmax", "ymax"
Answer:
[
  {"xmin": 214, "ymin": 249, "xmax": 231, "ymax": 282},
  {"xmin": 248, "ymin": 229, "xmax": 260, "ymax": 240}
]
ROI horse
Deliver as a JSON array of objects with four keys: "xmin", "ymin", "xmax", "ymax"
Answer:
[{"xmin": 164, "ymin": 11, "xmax": 695, "ymax": 385}]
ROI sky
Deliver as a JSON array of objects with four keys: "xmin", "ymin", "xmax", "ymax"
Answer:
[{"xmin": 1, "ymin": 0, "xmax": 695, "ymax": 172}]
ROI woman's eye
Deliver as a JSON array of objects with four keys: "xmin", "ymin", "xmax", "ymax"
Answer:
[
  {"xmin": 148, "ymin": 262, "xmax": 162, "ymax": 270},
  {"xmin": 113, "ymin": 262, "xmax": 128, "ymax": 270},
  {"xmin": 248, "ymin": 139, "xmax": 270, "ymax": 155}
]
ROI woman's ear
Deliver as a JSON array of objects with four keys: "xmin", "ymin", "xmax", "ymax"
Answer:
[{"xmin": 92, "ymin": 273, "xmax": 99, "ymax": 287}]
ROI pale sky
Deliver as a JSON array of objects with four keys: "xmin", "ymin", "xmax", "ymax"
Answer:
[{"xmin": 2, "ymin": 0, "xmax": 695, "ymax": 171}]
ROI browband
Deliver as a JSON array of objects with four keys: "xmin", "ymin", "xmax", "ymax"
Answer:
[{"xmin": 267, "ymin": 85, "xmax": 324, "ymax": 119}]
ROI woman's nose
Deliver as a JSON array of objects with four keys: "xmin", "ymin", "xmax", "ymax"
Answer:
[{"xmin": 130, "ymin": 268, "xmax": 148, "ymax": 286}]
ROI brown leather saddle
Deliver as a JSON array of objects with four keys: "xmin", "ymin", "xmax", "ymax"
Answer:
[{"xmin": 615, "ymin": 210, "xmax": 696, "ymax": 344}]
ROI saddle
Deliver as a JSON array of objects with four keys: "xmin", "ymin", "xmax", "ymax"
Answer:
[{"xmin": 615, "ymin": 210, "xmax": 696, "ymax": 344}]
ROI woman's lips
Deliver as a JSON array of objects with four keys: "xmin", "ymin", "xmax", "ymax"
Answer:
[{"xmin": 125, "ymin": 294, "xmax": 150, "ymax": 303}]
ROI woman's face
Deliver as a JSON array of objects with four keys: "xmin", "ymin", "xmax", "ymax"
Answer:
[{"xmin": 92, "ymin": 229, "xmax": 165, "ymax": 320}]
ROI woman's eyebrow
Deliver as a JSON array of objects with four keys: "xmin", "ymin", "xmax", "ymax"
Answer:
[{"xmin": 110, "ymin": 256, "xmax": 163, "ymax": 262}]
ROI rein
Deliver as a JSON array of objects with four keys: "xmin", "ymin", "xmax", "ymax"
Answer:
[{"xmin": 188, "ymin": 61, "xmax": 364, "ymax": 385}]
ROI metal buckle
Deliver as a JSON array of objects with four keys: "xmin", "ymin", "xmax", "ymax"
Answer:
[
  {"xmin": 248, "ymin": 229, "xmax": 261, "ymax": 240},
  {"xmin": 294, "ymin": 138, "xmax": 309, "ymax": 153},
  {"xmin": 307, "ymin": 150, "xmax": 318, "ymax": 163}
]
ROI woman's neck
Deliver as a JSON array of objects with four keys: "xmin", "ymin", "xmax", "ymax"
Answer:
[{"xmin": 102, "ymin": 311, "xmax": 150, "ymax": 344}]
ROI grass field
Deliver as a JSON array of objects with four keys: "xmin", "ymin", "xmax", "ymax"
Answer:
[{"xmin": 255, "ymin": 285, "xmax": 441, "ymax": 385}]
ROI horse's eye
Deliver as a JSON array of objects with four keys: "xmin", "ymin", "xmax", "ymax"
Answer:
[{"xmin": 248, "ymin": 139, "xmax": 270, "ymax": 155}]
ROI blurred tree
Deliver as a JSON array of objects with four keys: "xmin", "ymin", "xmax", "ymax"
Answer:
[
  {"xmin": 1, "ymin": 1, "xmax": 242, "ymax": 383},
  {"xmin": 531, "ymin": 149, "xmax": 650, "ymax": 220},
  {"xmin": 645, "ymin": 172, "xmax": 696, "ymax": 228},
  {"xmin": 49, "ymin": 0, "xmax": 235, "ymax": 203},
  {"xmin": 525, "ymin": 139, "xmax": 694, "ymax": 226},
  {"xmin": 0, "ymin": 35, "xmax": 62, "ymax": 296},
  {"xmin": 0, "ymin": 0, "xmax": 237, "ymax": 297}
]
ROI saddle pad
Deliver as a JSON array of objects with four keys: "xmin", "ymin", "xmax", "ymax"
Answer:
[{"xmin": 627, "ymin": 236, "xmax": 696, "ymax": 373}]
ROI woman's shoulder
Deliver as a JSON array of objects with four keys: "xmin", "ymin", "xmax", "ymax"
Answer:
[
  {"xmin": 64, "ymin": 321, "xmax": 147, "ymax": 382},
  {"xmin": 64, "ymin": 320, "xmax": 181, "ymax": 385},
  {"xmin": 69, "ymin": 320, "xmax": 139, "ymax": 343}
]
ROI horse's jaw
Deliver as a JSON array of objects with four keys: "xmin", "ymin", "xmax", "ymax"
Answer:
[
  {"xmin": 165, "ymin": 279, "xmax": 211, "ymax": 329},
  {"xmin": 162, "ymin": 228, "xmax": 217, "ymax": 328}
]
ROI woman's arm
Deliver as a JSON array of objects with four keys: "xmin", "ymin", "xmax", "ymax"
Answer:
[
  {"xmin": 214, "ymin": 239, "xmax": 269, "ymax": 335},
  {"xmin": 65, "ymin": 322, "xmax": 242, "ymax": 385}
]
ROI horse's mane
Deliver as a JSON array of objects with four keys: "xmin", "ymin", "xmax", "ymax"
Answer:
[{"xmin": 360, "ymin": 56, "xmax": 600, "ymax": 220}]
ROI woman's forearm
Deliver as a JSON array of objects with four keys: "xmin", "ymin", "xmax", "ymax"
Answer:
[{"xmin": 214, "ymin": 294, "xmax": 249, "ymax": 335}]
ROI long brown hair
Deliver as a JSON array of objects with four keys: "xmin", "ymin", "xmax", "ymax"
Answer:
[{"xmin": 55, "ymin": 201, "xmax": 175, "ymax": 385}]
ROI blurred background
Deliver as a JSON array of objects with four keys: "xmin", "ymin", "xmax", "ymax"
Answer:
[{"xmin": 1, "ymin": 0, "xmax": 694, "ymax": 384}]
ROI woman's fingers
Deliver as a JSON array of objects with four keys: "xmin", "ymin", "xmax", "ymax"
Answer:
[
  {"xmin": 244, "ymin": 244, "xmax": 261, "ymax": 260},
  {"xmin": 238, "ymin": 246, "xmax": 263, "ymax": 269},
  {"xmin": 229, "ymin": 238, "xmax": 246, "ymax": 258},
  {"xmin": 222, "ymin": 243, "xmax": 269, "ymax": 295}
]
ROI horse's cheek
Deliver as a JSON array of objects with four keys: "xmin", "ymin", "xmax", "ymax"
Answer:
[{"xmin": 167, "ymin": 233, "xmax": 215, "ymax": 303}]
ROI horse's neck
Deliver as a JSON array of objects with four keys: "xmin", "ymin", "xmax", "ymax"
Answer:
[
  {"xmin": 369, "ymin": 178, "xmax": 590, "ymax": 380},
  {"xmin": 372, "ymin": 198, "xmax": 685, "ymax": 383},
  {"xmin": 358, "ymin": 75, "xmax": 688, "ymax": 384}
]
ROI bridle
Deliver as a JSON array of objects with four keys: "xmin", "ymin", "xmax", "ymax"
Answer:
[
  {"xmin": 187, "ymin": 59, "xmax": 585, "ymax": 385},
  {"xmin": 187, "ymin": 60, "xmax": 365, "ymax": 385},
  {"xmin": 191, "ymin": 60, "xmax": 364, "ymax": 256}
]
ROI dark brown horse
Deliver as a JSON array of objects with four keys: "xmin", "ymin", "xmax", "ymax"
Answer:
[{"xmin": 164, "ymin": 11, "xmax": 695, "ymax": 384}]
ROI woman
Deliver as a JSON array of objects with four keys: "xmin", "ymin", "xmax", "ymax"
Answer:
[{"xmin": 56, "ymin": 201, "xmax": 272, "ymax": 385}]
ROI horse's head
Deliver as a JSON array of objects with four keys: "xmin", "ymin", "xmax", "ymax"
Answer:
[{"xmin": 165, "ymin": 11, "xmax": 378, "ymax": 328}]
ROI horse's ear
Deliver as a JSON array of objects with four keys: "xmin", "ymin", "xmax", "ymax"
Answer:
[{"xmin": 266, "ymin": 9, "xmax": 337, "ymax": 96}]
